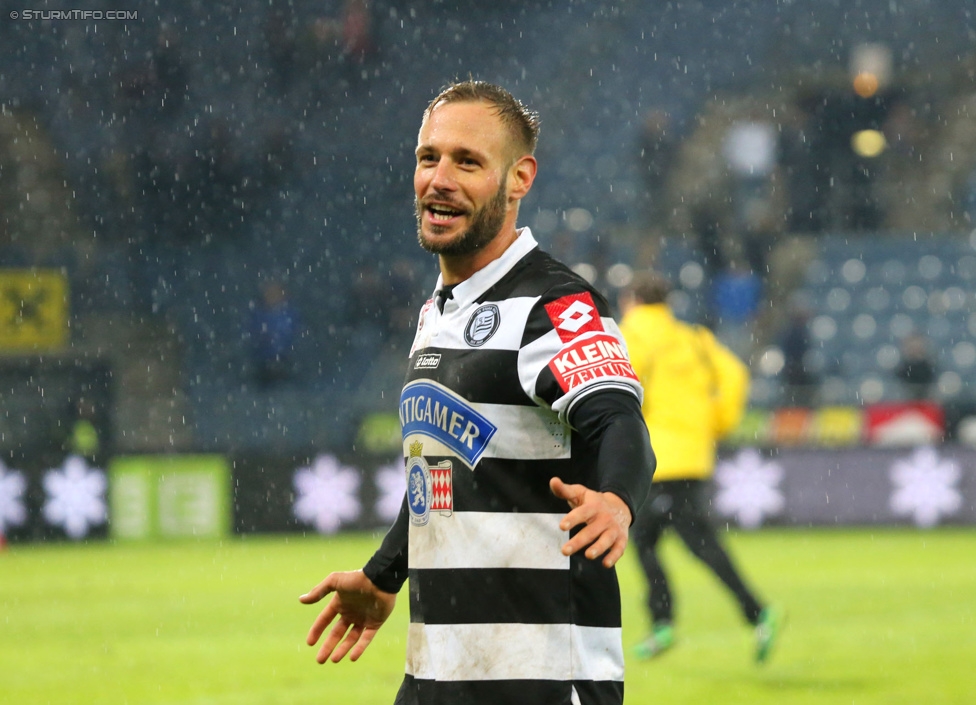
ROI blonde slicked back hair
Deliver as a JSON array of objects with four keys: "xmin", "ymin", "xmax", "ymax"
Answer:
[{"xmin": 424, "ymin": 80, "xmax": 541, "ymax": 157}]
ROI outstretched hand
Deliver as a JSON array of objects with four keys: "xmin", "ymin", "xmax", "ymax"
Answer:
[
  {"xmin": 299, "ymin": 570, "xmax": 397, "ymax": 664},
  {"xmin": 550, "ymin": 477, "xmax": 633, "ymax": 568}
]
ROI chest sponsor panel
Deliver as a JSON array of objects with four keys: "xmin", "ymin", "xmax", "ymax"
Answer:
[
  {"xmin": 401, "ymin": 382, "xmax": 570, "ymax": 463},
  {"xmin": 400, "ymin": 380, "xmax": 497, "ymax": 469}
]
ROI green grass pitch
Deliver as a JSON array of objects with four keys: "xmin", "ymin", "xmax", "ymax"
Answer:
[{"xmin": 2, "ymin": 528, "xmax": 974, "ymax": 704}]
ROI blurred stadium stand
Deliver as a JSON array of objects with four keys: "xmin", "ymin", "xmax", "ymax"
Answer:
[{"xmin": 2, "ymin": 0, "xmax": 976, "ymax": 458}]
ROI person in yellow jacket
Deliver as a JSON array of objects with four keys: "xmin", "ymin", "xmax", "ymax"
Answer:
[{"xmin": 618, "ymin": 270, "xmax": 782, "ymax": 663}]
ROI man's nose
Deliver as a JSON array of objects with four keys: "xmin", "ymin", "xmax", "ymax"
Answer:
[{"xmin": 429, "ymin": 160, "xmax": 458, "ymax": 191}]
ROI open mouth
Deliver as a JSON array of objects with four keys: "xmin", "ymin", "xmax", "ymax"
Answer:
[{"xmin": 427, "ymin": 203, "xmax": 466, "ymax": 223}]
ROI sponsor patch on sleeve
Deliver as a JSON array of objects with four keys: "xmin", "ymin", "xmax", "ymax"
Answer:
[
  {"xmin": 548, "ymin": 333, "xmax": 638, "ymax": 393},
  {"xmin": 544, "ymin": 291, "xmax": 605, "ymax": 343}
]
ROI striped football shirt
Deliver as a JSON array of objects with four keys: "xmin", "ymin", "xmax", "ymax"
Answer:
[{"xmin": 370, "ymin": 228, "xmax": 643, "ymax": 705}]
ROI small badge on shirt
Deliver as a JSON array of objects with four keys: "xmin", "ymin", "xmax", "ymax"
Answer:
[
  {"xmin": 406, "ymin": 440, "xmax": 454, "ymax": 526},
  {"xmin": 464, "ymin": 304, "xmax": 500, "ymax": 347},
  {"xmin": 544, "ymin": 291, "xmax": 605, "ymax": 343},
  {"xmin": 548, "ymin": 333, "xmax": 639, "ymax": 392},
  {"xmin": 414, "ymin": 353, "xmax": 442, "ymax": 370}
]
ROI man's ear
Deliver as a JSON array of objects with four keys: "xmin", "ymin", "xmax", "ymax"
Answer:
[{"xmin": 507, "ymin": 155, "xmax": 537, "ymax": 203}]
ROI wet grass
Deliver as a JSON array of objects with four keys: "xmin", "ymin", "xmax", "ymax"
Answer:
[{"xmin": 1, "ymin": 528, "xmax": 973, "ymax": 704}]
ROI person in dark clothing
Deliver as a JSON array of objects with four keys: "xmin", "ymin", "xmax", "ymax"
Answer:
[{"xmin": 895, "ymin": 331, "xmax": 937, "ymax": 400}]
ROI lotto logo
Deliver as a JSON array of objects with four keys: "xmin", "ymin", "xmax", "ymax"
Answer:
[
  {"xmin": 544, "ymin": 292, "xmax": 605, "ymax": 343},
  {"xmin": 557, "ymin": 300, "xmax": 594, "ymax": 332}
]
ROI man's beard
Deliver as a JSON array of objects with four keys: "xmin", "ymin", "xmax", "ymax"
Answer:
[{"xmin": 416, "ymin": 183, "xmax": 508, "ymax": 256}]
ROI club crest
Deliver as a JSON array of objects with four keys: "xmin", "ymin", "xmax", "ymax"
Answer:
[
  {"xmin": 464, "ymin": 304, "xmax": 500, "ymax": 346},
  {"xmin": 406, "ymin": 440, "xmax": 453, "ymax": 526}
]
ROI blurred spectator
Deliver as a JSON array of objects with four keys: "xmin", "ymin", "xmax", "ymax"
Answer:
[
  {"xmin": 722, "ymin": 119, "xmax": 780, "ymax": 275},
  {"xmin": 348, "ymin": 263, "xmax": 389, "ymax": 338},
  {"xmin": 778, "ymin": 298, "xmax": 818, "ymax": 406},
  {"xmin": 780, "ymin": 87, "xmax": 831, "ymax": 234},
  {"xmin": 895, "ymin": 331, "xmax": 937, "ymax": 400},
  {"xmin": 265, "ymin": 4, "xmax": 300, "ymax": 89},
  {"xmin": 340, "ymin": 0, "xmax": 374, "ymax": 64},
  {"xmin": 151, "ymin": 25, "xmax": 190, "ymax": 117},
  {"xmin": 296, "ymin": 0, "xmax": 376, "ymax": 81},
  {"xmin": 709, "ymin": 260, "xmax": 762, "ymax": 362},
  {"xmin": 192, "ymin": 117, "xmax": 250, "ymax": 242},
  {"xmin": 248, "ymin": 279, "xmax": 301, "ymax": 388},
  {"xmin": 690, "ymin": 206, "xmax": 728, "ymax": 281},
  {"xmin": 386, "ymin": 258, "xmax": 421, "ymax": 338},
  {"xmin": 637, "ymin": 108, "xmax": 680, "ymax": 231},
  {"xmin": 62, "ymin": 397, "xmax": 104, "ymax": 461},
  {"xmin": 666, "ymin": 94, "xmax": 795, "ymax": 280}
]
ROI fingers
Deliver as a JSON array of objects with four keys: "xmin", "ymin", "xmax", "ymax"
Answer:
[
  {"xmin": 549, "ymin": 476, "xmax": 584, "ymax": 506},
  {"xmin": 318, "ymin": 618, "xmax": 357, "ymax": 663},
  {"xmin": 563, "ymin": 523, "xmax": 628, "ymax": 567},
  {"xmin": 601, "ymin": 536, "xmax": 627, "ymax": 568},
  {"xmin": 347, "ymin": 628, "xmax": 378, "ymax": 662},
  {"xmin": 299, "ymin": 573, "xmax": 338, "ymax": 605},
  {"xmin": 313, "ymin": 619, "xmax": 379, "ymax": 664},
  {"xmin": 552, "ymin": 480, "xmax": 630, "ymax": 568},
  {"xmin": 306, "ymin": 599, "xmax": 339, "ymax": 646},
  {"xmin": 561, "ymin": 514, "xmax": 613, "ymax": 557}
]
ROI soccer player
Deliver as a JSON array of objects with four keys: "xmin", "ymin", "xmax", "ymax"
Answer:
[
  {"xmin": 300, "ymin": 80, "xmax": 655, "ymax": 704},
  {"xmin": 617, "ymin": 271, "xmax": 782, "ymax": 663}
]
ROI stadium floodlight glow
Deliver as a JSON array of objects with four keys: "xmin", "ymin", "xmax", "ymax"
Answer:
[
  {"xmin": 850, "ymin": 42, "xmax": 892, "ymax": 98},
  {"xmin": 853, "ymin": 71, "xmax": 880, "ymax": 98},
  {"xmin": 851, "ymin": 129, "xmax": 887, "ymax": 158}
]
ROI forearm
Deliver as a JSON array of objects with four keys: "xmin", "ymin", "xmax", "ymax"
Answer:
[
  {"xmin": 362, "ymin": 496, "xmax": 409, "ymax": 593},
  {"xmin": 569, "ymin": 390, "xmax": 656, "ymax": 521}
]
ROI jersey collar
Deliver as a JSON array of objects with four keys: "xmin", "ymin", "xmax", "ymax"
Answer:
[{"xmin": 433, "ymin": 227, "xmax": 538, "ymax": 311}]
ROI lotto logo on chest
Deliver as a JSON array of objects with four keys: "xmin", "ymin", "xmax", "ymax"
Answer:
[{"xmin": 406, "ymin": 440, "xmax": 453, "ymax": 526}]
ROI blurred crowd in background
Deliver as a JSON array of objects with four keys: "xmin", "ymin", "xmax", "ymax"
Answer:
[{"xmin": 3, "ymin": 0, "xmax": 976, "ymax": 458}]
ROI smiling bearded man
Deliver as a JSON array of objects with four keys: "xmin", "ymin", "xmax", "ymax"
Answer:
[
  {"xmin": 415, "ymin": 178, "xmax": 507, "ymax": 257},
  {"xmin": 301, "ymin": 80, "xmax": 655, "ymax": 705}
]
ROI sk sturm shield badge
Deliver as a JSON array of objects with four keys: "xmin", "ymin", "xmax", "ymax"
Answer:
[
  {"xmin": 406, "ymin": 441, "xmax": 452, "ymax": 526},
  {"xmin": 464, "ymin": 304, "xmax": 500, "ymax": 346}
]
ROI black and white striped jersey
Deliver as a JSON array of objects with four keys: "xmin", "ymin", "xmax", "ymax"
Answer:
[{"xmin": 371, "ymin": 229, "xmax": 644, "ymax": 705}]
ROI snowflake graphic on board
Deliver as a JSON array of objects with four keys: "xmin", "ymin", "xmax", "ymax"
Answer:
[
  {"xmin": 889, "ymin": 446, "xmax": 962, "ymax": 528},
  {"xmin": 42, "ymin": 455, "xmax": 107, "ymax": 539},
  {"xmin": 374, "ymin": 459, "xmax": 406, "ymax": 524},
  {"xmin": 0, "ymin": 460, "xmax": 28, "ymax": 533},
  {"xmin": 293, "ymin": 454, "xmax": 362, "ymax": 534},
  {"xmin": 714, "ymin": 448, "xmax": 785, "ymax": 529}
]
